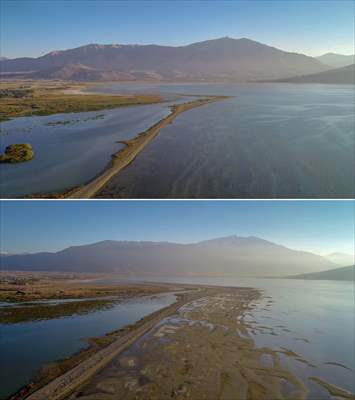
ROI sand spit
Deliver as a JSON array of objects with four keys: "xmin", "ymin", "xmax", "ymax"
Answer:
[{"xmin": 68, "ymin": 96, "xmax": 228, "ymax": 199}]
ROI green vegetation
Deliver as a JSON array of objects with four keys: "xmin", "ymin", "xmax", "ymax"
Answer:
[
  {"xmin": 0, "ymin": 88, "xmax": 33, "ymax": 98},
  {"xmin": 0, "ymin": 143, "xmax": 34, "ymax": 163},
  {"xmin": 45, "ymin": 113, "xmax": 105, "ymax": 126},
  {"xmin": 0, "ymin": 88, "xmax": 162, "ymax": 121},
  {"xmin": 0, "ymin": 298, "xmax": 117, "ymax": 324}
]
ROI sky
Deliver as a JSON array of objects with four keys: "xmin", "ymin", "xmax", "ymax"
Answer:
[
  {"xmin": 0, "ymin": 200, "xmax": 354, "ymax": 256},
  {"xmin": 1, "ymin": 0, "xmax": 354, "ymax": 59}
]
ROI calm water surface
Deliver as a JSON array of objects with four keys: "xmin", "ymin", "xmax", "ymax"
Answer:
[
  {"xmin": 1, "ymin": 83, "xmax": 353, "ymax": 198},
  {"xmin": 0, "ymin": 292, "xmax": 176, "ymax": 399},
  {"xmin": 96, "ymin": 83, "xmax": 354, "ymax": 198},
  {"xmin": 0, "ymin": 103, "xmax": 172, "ymax": 197}
]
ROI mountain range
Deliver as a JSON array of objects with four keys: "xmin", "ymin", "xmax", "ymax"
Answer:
[
  {"xmin": 315, "ymin": 53, "xmax": 354, "ymax": 68},
  {"xmin": 289, "ymin": 265, "xmax": 355, "ymax": 281},
  {"xmin": 0, "ymin": 236, "xmax": 335, "ymax": 277},
  {"xmin": 324, "ymin": 252, "xmax": 354, "ymax": 267},
  {"xmin": 275, "ymin": 63, "xmax": 354, "ymax": 84},
  {"xmin": 0, "ymin": 37, "xmax": 330, "ymax": 82}
]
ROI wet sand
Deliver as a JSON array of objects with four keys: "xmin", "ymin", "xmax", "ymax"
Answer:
[
  {"xmin": 18, "ymin": 285, "xmax": 355, "ymax": 400},
  {"xmin": 69, "ymin": 96, "xmax": 228, "ymax": 199}
]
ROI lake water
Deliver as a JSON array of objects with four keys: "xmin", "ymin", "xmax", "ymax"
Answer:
[
  {"xmin": 1, "ymin": 83, "xmax": 353, "ymax": 198},
  {"xmin": 0, "ymin": 292, "xmax": 176, "ymax": 399},
  {"xmin": 0, "ymin": 103, "xmax": 173, "ymax": 198},
  {"xmin": 95, "ymin": 83, "xmax": 354, "ymax": 198}
]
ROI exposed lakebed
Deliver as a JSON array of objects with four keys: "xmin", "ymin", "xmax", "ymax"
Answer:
[{"xmin": 105, "ymin": 276, "xmax": 355, "ymax": 399}]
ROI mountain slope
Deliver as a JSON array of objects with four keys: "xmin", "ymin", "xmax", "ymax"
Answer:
[
  {"xmin": 316, "ymin": 53, "xmax": 354, "ymax": 68},
  {"xmin": 324, "ymin": 252, "xmax": 354, "ymax": 267},
  {"xmin": 275, "ymin": 64, "xmax": 354, "ymax": 84},
  {"xmin": 288, "ymin": 265, "xmax": 355, "ymax": 281},
  {"xmin": 0, "ymin": 38, "xmax": 328, "ymax": 82},
  {"xmin": 0, "ymin": 236, "xmax": 335, "ymax": 277}
]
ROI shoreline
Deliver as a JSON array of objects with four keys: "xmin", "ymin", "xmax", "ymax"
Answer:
[
  {"xmin": 7, "ymin": 283, "xmax": 355, "ymax": 400},
  {"xmin": 67, "ymin": 95, "xmax": 228, "ymax": 199},
  {"xmin": 11, "ymin": 287, "xmax": 203, "ymax": 400},
  {"xmin": 19, "ymin": 94, "xmax": 229, "ymax": 199}
]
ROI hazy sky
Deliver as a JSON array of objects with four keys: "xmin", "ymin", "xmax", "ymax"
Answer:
[
  {"xmin": 0, "ymin": 201, "xmax": 353, "ymax": 256},
  {"xmin": 1, "ymin": 0, "xmax": 353, "ymax": 58}
]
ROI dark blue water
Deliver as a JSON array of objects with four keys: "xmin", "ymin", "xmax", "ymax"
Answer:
[
  {"xmin": 96, "ymin": 83, "xmax": 354, "ymax": 198},
  {"xmin": 0, "ymin": 292, "xmax": 176, "ymax": 399}
]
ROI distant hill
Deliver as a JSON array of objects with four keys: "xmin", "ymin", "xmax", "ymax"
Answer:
[
  {"xmin": 0, "ymin": 37, "xmax": 328, "ymax": 82},
  {"xmin": 288, "ymin": 265, "xmax": 355, "ymax": 281},
  {"xmin": 274, "ymin": 64, "xmax": 354, "ymax": 84},
  {"xmin": 324, "ymin": 252, "xmax": 354, "ymax": 267},
  {"xmin": 316, "ymin": 53, "xmax": 354, "ymax": 68},
  {"xmin": 0, "ymin": 236, "xmax": 335, "ymax": 277}
]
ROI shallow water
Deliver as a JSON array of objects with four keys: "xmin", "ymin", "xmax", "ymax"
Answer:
[
  {"xmin": 1, "ymin": 83, "xmax": 352, "ymax": 198},
  {"xmin": 0, "ymin": 103, "xmax": 172, "ymax": 197},
  {"xmin": 111, "ymin": 276, "xmax": 355, "ymax": 397},
  {"xmin": 0, "ymin": 292, "xmax": 176, "ymax": 399},
  {"xmin": 96, "ymin": 83, "xmax": 354, "ymax": 198}
]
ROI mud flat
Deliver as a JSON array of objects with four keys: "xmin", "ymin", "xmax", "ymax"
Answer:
[
  {"xmin": 64, "ymin": 286, "xmax": 310, "ymax": 400},
  {"xmin": 9, "ymin": 284, "xmax": 354, "ymax": 400},
  {"xmin": 13, "ymin": 287, "xmax": 203, "ymax": 400},
  {"xmin": 14, "ymin": 284, "xmax": 354, "ymax": 400},
  {"xmin": 69, "ymin": 96, "xmax": 228, "ymax": 199}
]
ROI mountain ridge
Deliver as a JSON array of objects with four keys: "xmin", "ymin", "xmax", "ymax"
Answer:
[
  {"xmin": 0, "ymin": 236, "xmax": 335, "ymax": 277},
  {"xmin": 0, "ymin": 37, "xmax": 328, "ymax": 82},
  {"xmin": 316, "ymin": 52, "xmax": 354, "ymax": 68},
  {"xmin": 287, "ymin": 265, "xmax": 355, "ymax": 281},
  {"xmin": 273, "ymin": 64, "xmax": 354, "ymax": 84}
]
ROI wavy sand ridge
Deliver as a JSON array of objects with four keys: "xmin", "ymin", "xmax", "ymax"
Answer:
[{"xmin": 68, "ymin": 96, "xmax": 228, "ymax": 199}]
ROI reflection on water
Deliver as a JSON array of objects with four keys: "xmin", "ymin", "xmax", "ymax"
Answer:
[
  {"xmin": 0, "ymin": 293, "xmax": 176, "ymax": 399},
  {"xmin": 96, "ymin": 83, "xmax": 354, "ymax": 198},
  {"xmin": 0, "ymin": 104, "xmax": 171, "ymax": 197},
  {"xmin": 1, "ymin": 83, "xmax": 353, "ymax": 198}
]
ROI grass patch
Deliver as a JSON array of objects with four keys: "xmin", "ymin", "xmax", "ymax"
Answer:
[
  {"xmin": 0, "ymin": 143, "xmax": 34, "ymax": 163},
  {"xmin": 0, "ymin": 81, "xmax": 163, "ymax": 121},
  {"xmin": 0, "ymin": 298, "xmax": 117, "ymax": 324}
]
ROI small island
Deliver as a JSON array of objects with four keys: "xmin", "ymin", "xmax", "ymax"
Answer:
[{"xmin": 0, "ymin": 143, "xmax": 34, "ymax": 163}]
